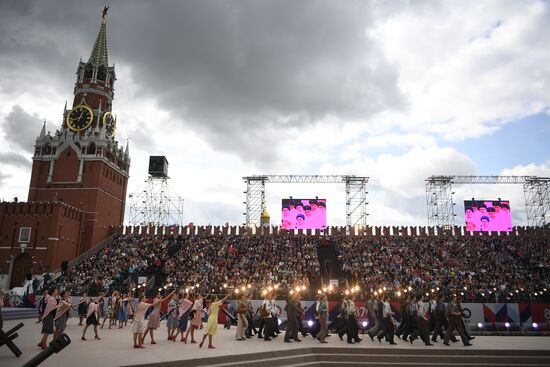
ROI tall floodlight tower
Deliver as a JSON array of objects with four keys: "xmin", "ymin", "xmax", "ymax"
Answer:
[{"xmin": 129, "ymin": 156, "xmax": 184, "ymax": 226}]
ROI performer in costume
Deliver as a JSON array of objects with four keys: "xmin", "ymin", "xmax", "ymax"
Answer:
[
  {"xmin": 245, "ymin": 294, "xmax": 256, "ymax": 338},
  {"xmin": 98, "ymin": 292, "xmax": 106, "ymax": 326},
  {"xmin": 183, "ymin": 293, "xmax": 203, "ymax": 344},
  {"xmin": 125, "ymin": 290, "xmax": 134, "ymax": 327},
  {"xmin": 259, "ymin": 292, "xmax": 275, "ymax": 340},
  {"xmin": 54, "ymin": 291, "xmax": 84, "ymax": 339},
  {"xmin": 174, "ymin": 292, "xmax": 193, "ymax": 342},
  {"xmin": 37, "ymin": 287, "xmax": 58, "ymax": 349},
  {"xmin": 317, "ymin": 293, "xmax": 329, "ymax": 343},
  {"xmin": 118, "ymin": 293, "xmax": 129, "ymax": 328},
  {"xmin": 167, "ymin": 292, "xmax": 180, "ymax": 341},
  {"xmin": 36, "ymin": 289, "xmax": 47, "ymax": 324},
  {"xmin": 78, "ymin": 292, "xmax": 89, "ymax": 326},
  {"xmin": 443, "ymin": 295, "xmax": 472, "ymax": 346},
  {"xmin": 284, "ymin": 292, "xmax": 300, "ymax": 342},
  {"xmin": 82, "ymin": 297, "xmax": 101, "ymax": 340},
  {"xmin": 199, "ymin": 294, "xmax": 230, "ymax": 349},
  {"xmin": 378, "ymin": 295, "xmax": 396, "ymax": 345},
  {"xmin": 133, "ymin": 292, "xmax": 175, "ymax": 349},
  {"xmin": 101, "ymin": 291, "xmax": 114, "ymax": 329},
  {"xmin": 235, "ymin": 294, "xmax": 248, "ymax": 340},
  {"xmin": 270, "ymin": 293, "xmax": 281, "ymax": 335},
  {"xmin": 142, "ymin": 292, "xmax": 162, "ymax": 344},
  {"xmin": 106, "ymin": 291, "xmax": 118, "ymax": 329}
]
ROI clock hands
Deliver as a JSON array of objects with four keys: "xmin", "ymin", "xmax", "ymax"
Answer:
[
  {"xmin": 76, "ymin": 110, "xmax": 85, "ymax": 126},
  {"xmin": 67, "ymin": 105, "xmax": 93, "ymax": 131}
]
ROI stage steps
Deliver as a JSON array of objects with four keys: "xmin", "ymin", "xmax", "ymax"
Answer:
[{"xmin": 128, "ymin": 347, "xmax": 550, "ymax": 367}]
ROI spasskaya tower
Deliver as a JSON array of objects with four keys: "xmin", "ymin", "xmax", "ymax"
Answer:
[{"xmin": 27, "ymin": 7, "xmax": 130, "ymax": 253}]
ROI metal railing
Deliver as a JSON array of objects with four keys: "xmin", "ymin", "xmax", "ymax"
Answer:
[{"xmin": 52, "ymin": 234, "xmax": 116, "ymax": 279}]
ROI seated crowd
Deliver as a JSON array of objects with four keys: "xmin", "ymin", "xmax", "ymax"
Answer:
[
  {"xmin": 56, "ymin": 234, "xmax": 319, "ymax": 296},
  {"xmin": 56, "ymin": 232, "xmax": 549, "ymax": 302},
  {"xmin": 338, "ymin": 234, "xmax": 549, "ymax": 302}
]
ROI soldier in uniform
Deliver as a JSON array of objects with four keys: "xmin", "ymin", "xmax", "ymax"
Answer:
[
  {"xmin": 345, "ymin": 295, "xmax": 361, "ymax": 344},
  {"xmin": 410, "ymin": 295, "xmax": 433, "ymax": 345},
  {"xmin": 377, "ymin": 295, "xmax": 397, "ymax": 344},
  {"xmin": 284, "ymin": 293, "xmax": 301, "ymax": 342},
  {"xmin": 431, "ymin": 294, "xmax": 446, "ymax": 342},
  {"xmin": 245, "ymin": 294, "xmax": 256, "ymax": 338},
  {"xmin": 368, "ymin": 295, "xmax": 383, "ymax": 341},
  {"xmin": 443, "ymin": 295, "xmax": 472, "ymax": 346},
  {"xmin": 402, "ymin": 295, "xmax": 417, "ymax": 342},
  {"xmin": 395, "ymin": 296, "xmax": 409, "ymax": 339},
  {"xmin": 458, "ymin": 298, "xmax": 475, "ymax": 341}
]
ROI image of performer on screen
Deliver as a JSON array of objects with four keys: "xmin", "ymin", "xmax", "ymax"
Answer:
[
  {"xmin": 281, "ymin": 198, "xmax": 327, "ymax": 230},
  {"xmin": 464, "ymin": 200, "xmax": 512, "ymax": 232},
  {"xmin": 295, "ymin": 214, "xmax": 306, "ymax": 229}
]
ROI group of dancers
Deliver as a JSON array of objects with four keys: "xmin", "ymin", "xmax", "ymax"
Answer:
[
  {"xmin": 35, "ymin": 287, "xmax": 234, "ymax": 350},
  {"xmin": 35, "ymin": 286, "xmax": 474, "ymax": 351}
]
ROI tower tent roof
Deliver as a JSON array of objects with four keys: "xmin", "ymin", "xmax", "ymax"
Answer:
[{"xmin": 88, "ymin": 7, "xmax": 109, "ymax": 66}]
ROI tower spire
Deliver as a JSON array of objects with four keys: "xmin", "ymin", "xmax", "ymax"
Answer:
[
  {"xmin": 88, "ymin": 6, "xmax": 109, "ymax": 66},
  {"xmin": 39, "ymin": 119, "xmax": 46, "ymax": 138}
]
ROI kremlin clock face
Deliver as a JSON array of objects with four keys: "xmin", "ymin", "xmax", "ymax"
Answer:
[
  {"xmin": 66, "ymin": 105, "xmax": 94, "ymax": 132},
  {"xmin": 102, "ymin": 111, "xmax": 116, "ymax": 138}
]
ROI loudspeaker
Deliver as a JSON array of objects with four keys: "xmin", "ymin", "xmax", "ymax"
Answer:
[{"xmin": 148, "ymin": 156, "xmax": 169, "ymax": 178}]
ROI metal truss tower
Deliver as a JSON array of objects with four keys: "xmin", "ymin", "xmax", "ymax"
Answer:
[
  {"xmin": 524, "ymin": 177, "xmax": 550, "ymax": 227},
  {"xmin": 129, "ymin": 177, "xmax": 184, "ymax": 226},
  {"xmin": 244, "ymin": 176, "xmax": 266, "ymax": 228},
  {"xmin": 345, "ymin": 176, "xmax": 369, "ymax": 227},
  {"xmin": 425, "ymin": 176, "xmax": 455, "ymax": 226},
  {"xmin": 425, "ymin": 175, "xmax": 550, "ymax": 227},
  {"xmin": 243, "ymin": 175, "xmax": 369, "ymax": 227}
]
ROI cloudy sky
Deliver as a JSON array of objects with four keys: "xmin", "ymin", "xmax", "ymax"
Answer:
[{"xmin": 0, "ymin": 0, "xmax": 549, "ymax": 227}]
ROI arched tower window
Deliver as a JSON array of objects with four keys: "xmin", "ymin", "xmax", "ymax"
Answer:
[
  {"xmin": 84, "ymin": 64, "xmax": 93, "ymax": 80},
  {"xmin": 97, "ymin": 66, "xmax": 107, "ymax": 82}
]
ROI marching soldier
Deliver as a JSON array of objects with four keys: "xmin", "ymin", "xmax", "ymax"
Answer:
[{"xmin": 443, "ymin": 295, "xmax": 472, "ymax": 346}]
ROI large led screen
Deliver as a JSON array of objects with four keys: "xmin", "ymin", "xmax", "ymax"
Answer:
[
  {"xmin": 281, "ymin": 199, "xmax": 326, "ymax": 230},
  {"xmin": 463, "ymin": 200, "xmax": 512, "ymax": 232}
]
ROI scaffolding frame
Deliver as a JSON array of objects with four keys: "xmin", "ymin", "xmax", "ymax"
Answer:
[
  {"xmin": 425, "ymin": 175, "xmax": 550, "ymax": 227},
  {"xmin": 243, "ymin": 175, "xmax": 369, "ymax": 227},
  {"xmin": 524, "ymin": 177, "xmax": 550, "ymax": 227},
  {"xmin": 129, "ymin": 176, "xmax": 184, "ymax": 227}
]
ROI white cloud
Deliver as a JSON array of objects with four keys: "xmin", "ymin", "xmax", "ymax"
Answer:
[
  {"xmin": 500, "ymin": 161, "xmax": 550, "ymax": 177},
  {"xmin": 317, "ymin": 145, "xmax": 477, "ymax": 225},
  {"xmin": 369, "ymin": 0, "xmax": 550, "ymax": 140}
]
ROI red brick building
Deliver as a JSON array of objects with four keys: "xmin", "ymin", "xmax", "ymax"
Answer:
[{"xmin": 0, "ymin": 9, "xmax": 130, "ymax": 288}]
